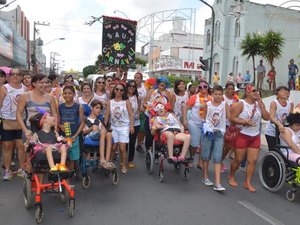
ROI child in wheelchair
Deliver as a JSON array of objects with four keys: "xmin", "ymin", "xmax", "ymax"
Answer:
[
  {"xmin": 28, "ymin": 112, "xmax": 69, "ymax": 172},
  {"xmin": 150, "ymin": 102, "xmax": 191, "ymax": 162},
  {"xmin": 82, "ymin": 99, "xmax": 115, "ymax": 170},
  {"xmin": 279, "ymin": 109, "xmax": 300, "ymax": 165}
]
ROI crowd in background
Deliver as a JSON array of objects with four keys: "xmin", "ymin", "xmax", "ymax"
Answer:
[{"xmin": 1, "ymin": 66, "xmax": 300, "ymax": 193}]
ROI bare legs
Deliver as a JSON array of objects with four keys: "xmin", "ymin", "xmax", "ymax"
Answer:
[{"xmin": 229, "ymin": 147, "xmax": 259, "ymax": 192}]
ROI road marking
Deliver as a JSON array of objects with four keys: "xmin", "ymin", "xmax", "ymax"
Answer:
[{"xmin": 238, "ymin": 201, "xmax": 285, "ymax": 225}]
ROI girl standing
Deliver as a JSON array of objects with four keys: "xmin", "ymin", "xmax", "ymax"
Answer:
[
  {"xmin": 58, "ymin": 86, "xmax": 85, "ymax": 170},
  {"xmin": 104, "ymin": 83, "xmax": 134, "ymax": 174}
]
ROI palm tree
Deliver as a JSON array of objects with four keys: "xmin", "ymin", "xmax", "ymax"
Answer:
[
  {"xmin": 240, "ymin": 32, "xmax": 263, "ymax": 86},
  {"xmin": 262, "ymin": 30, "xmax": 284, "ymax": 67}
]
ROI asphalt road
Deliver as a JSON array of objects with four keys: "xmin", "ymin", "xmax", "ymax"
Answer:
[{"xmin": 0, "ymin": 148, "xmax": 299, "ymax": 225}]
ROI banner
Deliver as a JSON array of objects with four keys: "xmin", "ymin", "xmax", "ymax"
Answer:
[{"xmin": 102, "ymin": 16, "xmax": 137, "ymax": 68}]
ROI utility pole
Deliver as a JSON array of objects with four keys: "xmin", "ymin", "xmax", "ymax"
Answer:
[
  {"xmin": 199, "ymin": 0, "xmax": 215, "ymax": 85},
  {"xmin": 31, "ymin": 21, "xmax": 50, "ymax": 74}
]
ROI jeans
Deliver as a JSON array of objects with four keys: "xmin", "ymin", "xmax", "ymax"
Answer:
[
  {"xmin": 288, "ymin": 74, "xmax": 296, "ymax": 90},
  {"xmin": 201, "ymin": 131, "xmax": 224, "ymax": 163}
]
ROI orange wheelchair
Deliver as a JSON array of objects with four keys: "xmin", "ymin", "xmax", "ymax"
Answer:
[{"xmin": 23, "ymin": 143, "xmax": 75, "ymax": 224}]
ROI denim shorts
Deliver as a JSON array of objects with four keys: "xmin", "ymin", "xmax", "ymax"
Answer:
[
  {"xmin": 201, "ymin": 131, "xmax": 224, "ymax": 163},
  {"xmin": 188, "ymin": 122, "xmax": 202, "ymax": 148}
]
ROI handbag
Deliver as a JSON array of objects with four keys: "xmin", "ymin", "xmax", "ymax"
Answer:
[{"xmin": 224, "ymin": 125, "xmax": 240, "ymax": 145}]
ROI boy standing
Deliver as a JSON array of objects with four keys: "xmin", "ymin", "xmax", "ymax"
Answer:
[{"xmin": 201, "ymin": 85, "xmax": 230, "ymax": 191}]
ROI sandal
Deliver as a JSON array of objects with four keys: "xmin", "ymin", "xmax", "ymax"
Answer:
[
  {"xmin": 100, "ymin": 161, "xmax": 110, "ymax": 169},
  {"xmin": 177, "ymin": 156, "xmax": 186, "ymax": 162}
]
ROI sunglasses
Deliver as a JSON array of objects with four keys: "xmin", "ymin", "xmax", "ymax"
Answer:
[
  {"xmin": 154, "ymin": 104, "xmax": 165, "ymax": 112},
  {"xmin": 97, "ymin": 81, "xmax": 105, "ymax": 84},
  {"xmin": 252, "ymin": 89, "xmax": 259, "ymax": 93},
  {"xmin": 115, "ymin": 88, "xmax": 124, "ymax": 92},
  {"xmin": 199, "ymin": 85, "xmax": 208, "ymax": 89}
]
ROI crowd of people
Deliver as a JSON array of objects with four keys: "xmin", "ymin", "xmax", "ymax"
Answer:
[{"xmin": 1, "ymin": 67, "xmax": 300, "ymax": 194}]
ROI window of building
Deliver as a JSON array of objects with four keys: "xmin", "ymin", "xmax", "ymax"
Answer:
[
  {"xmin": 215, "ymin": 20, "xmax": 221, "ymax": 41},
  {"xmin": 234, "ymin": 18, "xmax": 240, "ymax": 38},
  {"xmin": 206, "ymin": 29, "xmax": 211, "ymax": 47}
]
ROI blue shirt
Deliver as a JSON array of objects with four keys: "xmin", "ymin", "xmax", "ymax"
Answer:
[
  {"xmin": 58, "ymin": 103, "xmax": 80, "ymax": 136},
  {"xmin": 289, "ymin": 64, "xmax": 298, "ymax": 75}
]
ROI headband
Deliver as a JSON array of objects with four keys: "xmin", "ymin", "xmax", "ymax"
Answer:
[{"xmin": 39, "ymin": 112, "xmax": 50, "ymax": 128}]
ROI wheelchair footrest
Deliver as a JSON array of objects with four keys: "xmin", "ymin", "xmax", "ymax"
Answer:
[{"xmin": 48, "ymin": 170, "xmax": 74, "ymax": 181}]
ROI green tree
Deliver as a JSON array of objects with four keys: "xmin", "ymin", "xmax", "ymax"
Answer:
[
  {"xmin": 262, "ymin": 30, "xmax": 284, "ymax": 67},
  {"xmin": 240, "ymin": 32, "xmax": 263, "ymax": 85},
  {"xmin": 82, "ymin": 65, "xmax": 98, "ymax": 78}
]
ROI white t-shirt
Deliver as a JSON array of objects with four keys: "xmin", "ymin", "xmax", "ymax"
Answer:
[
  {"xmin": 1, "ymin": 83, "xmax": 26, "ymax": 120},
  {"xmin": 238, "ymin": 100, "xmax": 261, "ymax": 137},
  {"xmin": 206, "ymin": 101, "xmax": 226, "ymax": 134},
  {"xmin": 265, "ymin": 99, "xmax": 292, "ymax": 137}
]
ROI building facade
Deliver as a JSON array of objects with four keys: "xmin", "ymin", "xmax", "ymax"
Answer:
[
  {"xmin": 203, "ymin": 0, "xmax": 300, "ymax": 87},
  {"xmin": 0, "ymin": 5, "xmax": 30, "ymax": 68}
]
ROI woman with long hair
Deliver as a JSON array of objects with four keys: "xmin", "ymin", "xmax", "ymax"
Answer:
[
  {"xmin": 125, "ymin": 80, "xmax": 140, "ymax": 168},
  {"xmin": 104, "ymin": 83, "xmax": 134, "ymax": 174},
  {"xmin": 172, "ymin": 79, "xmax": 188, "ymax": 123},
  {"xmin": 183, "ymin": 80, "xmax": 211, "ymax": 170},
  {"xmin": 228, "ymin": 84, "xmax": 269, "ymax": 192}
]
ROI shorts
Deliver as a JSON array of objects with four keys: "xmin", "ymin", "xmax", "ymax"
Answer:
[
  {"xmin": 112, "ymin": 127, "xmax": 129, "ymax": 143},
  {"xmin": 68, "ymin": 137, "xmax": 80, "ymax": 161},
  {"xmin": 201, "ymin": 131, "xmax": 224, "ymax": 163},
  {"xmin": 234, "ymin": 133, "xmax": 260, "ymax": 149},
  {"xmin": 139, "ymin": 113, "xmax": 145, "ymax": 132},
  {"xmin": 1, "ymin": 129, "xmax": 22, "ymax": 141},
  {"xmin": 188, "ymin": 122, "xmax": 202, "ymax": 148}
]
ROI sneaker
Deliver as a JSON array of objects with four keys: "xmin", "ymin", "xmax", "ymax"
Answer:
[
  {"xmin": 221, "ymin": 163, "xmax": 227, "ymax": 173},
  {"xmin": 154, "ymin": 158, "xmax": 160, "ymax": 164},
  {"xmin": 136, "ymin": 145, "xmax": 145, "ymax": 153},
  {"xmin": 17, "ymin": 168, "xmax": 26, "ymax": 178},
  {"xmin": 213, "ymin": 184, "xmax": 226, "ymax": 192},
  {"xmin": 128, "ymin": 162, "xmax": 135, "ymax": 168},
  {"xmin": 58, "ymin": 164, "xmax": 68, "ymax": 172},
  {"xmin": 201, "ymin": 178, "xmax": 213, "ymax": 186},
  {"xmin": 50, "ymin": 165, "xmax": 59, "ymax": 172},
  {"xmin": 2, "ymin": 170, "xmax": 12, "ymax": 181}
]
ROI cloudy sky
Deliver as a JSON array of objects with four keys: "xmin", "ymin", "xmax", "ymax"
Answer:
[{"xmin": 1, "ymin": 0, "xmax": 297, "ymax": 71}]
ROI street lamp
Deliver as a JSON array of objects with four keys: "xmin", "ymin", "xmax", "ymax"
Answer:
[
  {"xmin": 199, "ymin": 0, "xmax": 215, "ymax": 85},
  {"xmin": 41, "ymin": 37, "xmax": 65, "ymax": 47},
  {"xmin": 113, "ymin": 9, "xmax": 130, "ymax": 19}
]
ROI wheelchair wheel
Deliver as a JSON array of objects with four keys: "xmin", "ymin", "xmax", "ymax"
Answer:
[
  {"xmin": 145, "ymin": 150, "xmax": 154, "ymax": 174},
  {"xmin": 23, "ymin": 177, "xmax": 34, "ymax": 209},
  {"xmin": 35, "ymin": 205, "xmax": 44, "ymax": 224},
  {"xmin": 82, "ymin": 175, "xmax": 91, "ymax": 189},
  {"xmin": 286, "ymin": 190, "xmax": 296, "ymax": 202},
  {"xmin": 59, "ymin": 186, "xmax": 68, "ymax": 203},
  {"xmin": 68, "ymin": 198, "xmax": 75, "ymax": 217},
  {"xmin": 259, "ymin": 151, "xmax": 286, "ymax": 192},
  {"xmin": 112, "ymin": 169, "xmax": 119, "ymax": 186},
  {"xmin": 158, "ymin": 169, "xmax": 164, "ymax": 183},
  {"xmin": 184, "ymin": 168, "xmax": 189, "ymax": 181}
]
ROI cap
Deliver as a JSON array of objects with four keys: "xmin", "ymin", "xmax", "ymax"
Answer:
[{"xmin": 235, "ymin": 87, "xmax": 240, "ymax": 92}]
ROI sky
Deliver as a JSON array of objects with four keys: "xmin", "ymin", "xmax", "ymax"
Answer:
[{"xmin": 1, "ymin": 0, "xmax": 298, "ymax": 72}]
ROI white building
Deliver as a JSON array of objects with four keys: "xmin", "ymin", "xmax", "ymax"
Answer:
[{"xmin": 203, "ymin": 0, "xmax": 300, "ymax": 87}]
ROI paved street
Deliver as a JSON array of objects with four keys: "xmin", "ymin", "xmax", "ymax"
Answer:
[{"xmin": 0, "ymin": 145, "xmax": 299, "ymax": 225}]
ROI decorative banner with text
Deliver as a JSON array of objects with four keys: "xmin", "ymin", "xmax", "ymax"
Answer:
[{"xmin": 102, "ymin": 16, "xmax": 137, "ymax": 68}]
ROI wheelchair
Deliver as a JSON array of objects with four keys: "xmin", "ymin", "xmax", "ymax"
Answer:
[
  {"xmin": 259, "ymin": 132, "xmax": 300, "ymax": 202},
  {"xmin": 23, "ymin": 143, "xmax": 75, "ymax": 224},
  {"xmin": 145, "ymin": 130, "xmax": 193, "ymax": 182},
  {"xmin": 80, "ymin": 135, "xmax": 119, "ymax": 189}
]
